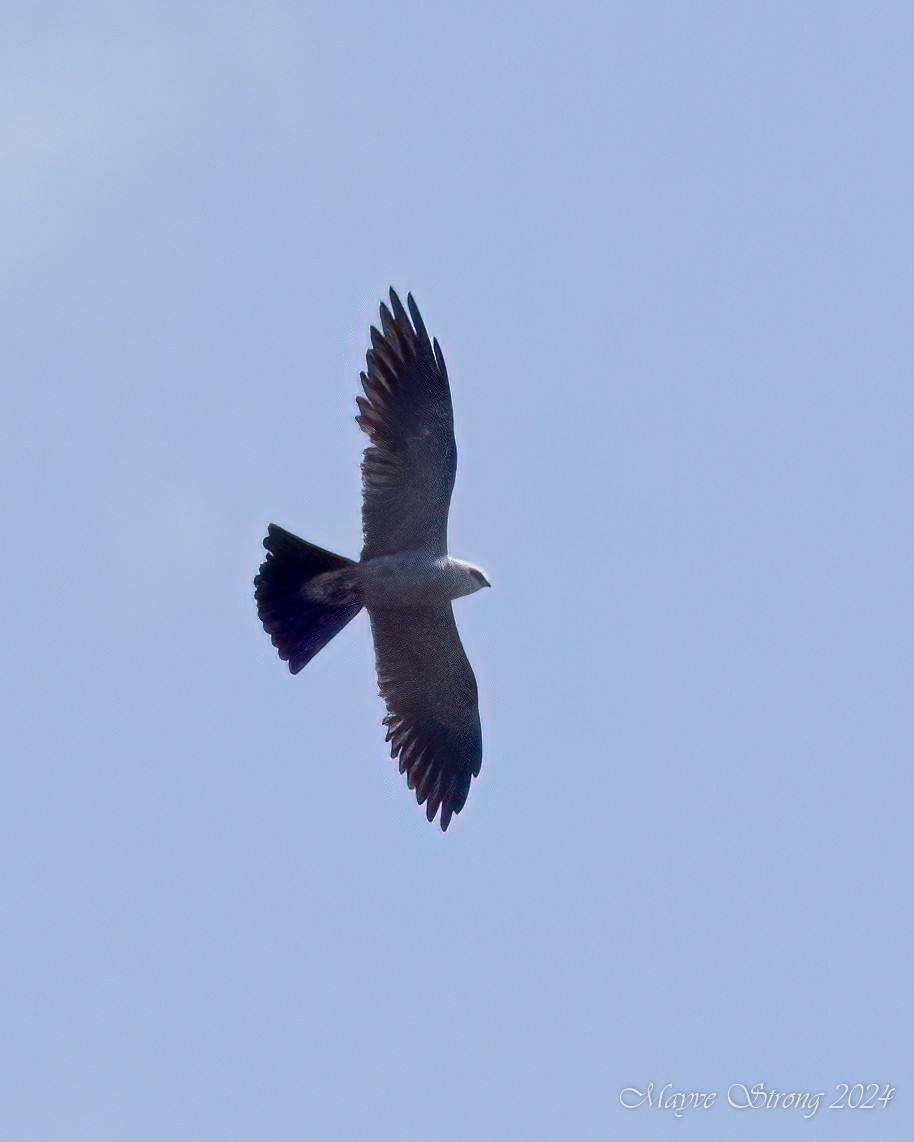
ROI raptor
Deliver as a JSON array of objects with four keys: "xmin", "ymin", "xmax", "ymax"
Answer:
[{"xmin": 255, "ymin": 289, "xmax": 488, "ymax": 829}]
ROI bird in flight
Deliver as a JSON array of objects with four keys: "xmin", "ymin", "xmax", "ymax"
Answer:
[{"xmin": 255, "ymin": 289, "xmax": 488, "ymax": 830}]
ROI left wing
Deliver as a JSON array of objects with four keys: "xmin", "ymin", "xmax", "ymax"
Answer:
[{"xmin": 368, "ymin": 603, "xmax": 482, "ymax": 830}]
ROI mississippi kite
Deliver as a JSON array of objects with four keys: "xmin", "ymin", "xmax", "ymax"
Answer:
[{"xmin": 255, "ymin": 289, "xmax": 488, "ymax": 829}]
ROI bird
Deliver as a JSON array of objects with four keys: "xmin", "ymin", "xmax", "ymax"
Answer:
[{"xmin": 254, "ymin": 288, "xmax": 489, "ymax": 830}]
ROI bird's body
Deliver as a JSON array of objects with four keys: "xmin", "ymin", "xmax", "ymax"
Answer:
[
  {"xmin": 357, "ymin": 551, "xmax": 489, "ymax": 608},
  {"xmin": 255, "ymin": 289, "xmax": 488, "ymax": 830}
]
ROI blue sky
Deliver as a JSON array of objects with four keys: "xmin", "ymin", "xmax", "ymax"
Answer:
[{"xmin": 2, "ymin": 3, "xmax": 912, "ymax": 1139}]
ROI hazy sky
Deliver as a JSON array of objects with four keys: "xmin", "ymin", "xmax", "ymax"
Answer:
[{"xmin": 3, "ymin": 4, "xmax": 912, "ymax": 1139}]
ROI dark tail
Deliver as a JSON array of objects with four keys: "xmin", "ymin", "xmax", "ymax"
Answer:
[{"xmin": 254, "ymin": 524, "xmax": 362, "ymax": 674}]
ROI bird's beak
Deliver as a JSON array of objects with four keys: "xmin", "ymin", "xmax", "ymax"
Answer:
[{"xmin": 481, "ymin": 574, "xmax": 491, "ymax": 588}]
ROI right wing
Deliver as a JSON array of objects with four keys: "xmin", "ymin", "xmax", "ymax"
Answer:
[{"xmin": 356, "ymin": 289, "xmax": 457, "ymax": 560}]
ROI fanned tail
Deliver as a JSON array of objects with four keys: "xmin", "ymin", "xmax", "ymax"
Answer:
[{"xmin": 254, "ymin": 524, "xmax": 362, "ymax": 674}]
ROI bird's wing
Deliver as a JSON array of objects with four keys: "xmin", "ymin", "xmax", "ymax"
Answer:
[
  {"xmin": 356, "ymin": 289, "xmax": 457, "ymax": 560},
  {"xmin": 368, "ymin": 603, "xmax": 482, "ymax": 830}
]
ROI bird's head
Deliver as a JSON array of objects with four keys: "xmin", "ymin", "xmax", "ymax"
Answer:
[{"xmin": 450, "ymin": 558, "xmax": 491, "ymax": 598}]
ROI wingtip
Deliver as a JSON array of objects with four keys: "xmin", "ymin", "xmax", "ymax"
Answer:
[
  {"xmin": 388, "ymin": 286, "xmax": 404, "ymax": 319},
  {"xmin": 389, "ymin": 287, "xmax": 411, "ymax": 330},
  {"xmin": 378, "ymin": 300, "xmax": 396, "ymax": 337},
  {"xmin": 406, "ymin": 292, "xmax": 431, "ymax": 349},
  {"xmin": 432, "ymin": 336, "xmax": 449, "ymax": 378}
]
